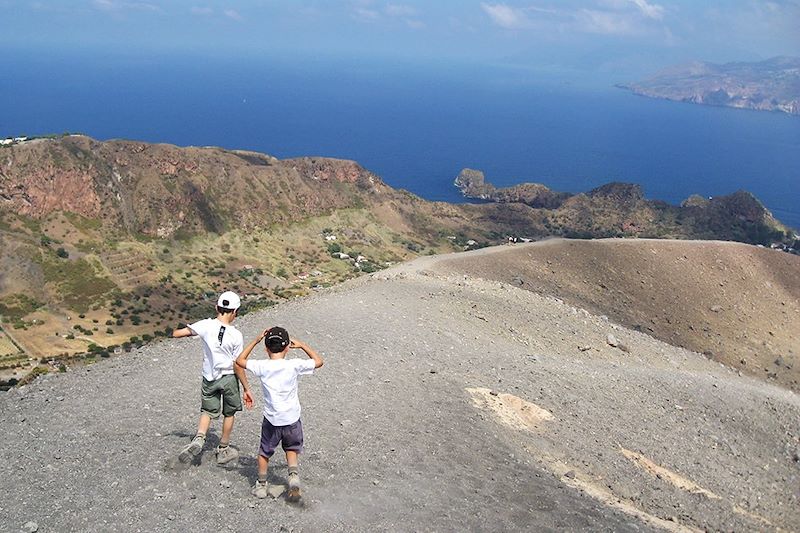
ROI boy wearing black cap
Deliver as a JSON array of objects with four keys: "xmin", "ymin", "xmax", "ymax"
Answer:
[
  {"xmin": 234, "ymin": 326, "xmax": 323, "ymax": 501},
  {"xmin": 172, "ymin": 291, "xmax": 250, "ymax": 465}
]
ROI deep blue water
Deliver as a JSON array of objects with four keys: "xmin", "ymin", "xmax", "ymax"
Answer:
[{"xmin": 2, "ymin": 50, "xmax": 799, "ymax": 229}]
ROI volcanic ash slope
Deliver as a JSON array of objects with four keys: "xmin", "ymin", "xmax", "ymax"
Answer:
[{"xmin": 1, "ymin": 241, "xmax": 798, "ymax": 532}]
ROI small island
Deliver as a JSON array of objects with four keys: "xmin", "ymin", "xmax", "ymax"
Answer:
[{"xmin": 617, "ymin": 56, "xmax": 800, "ymax": 115}]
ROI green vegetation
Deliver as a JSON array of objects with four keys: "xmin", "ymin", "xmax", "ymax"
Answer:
[
  {"xmin": 75, "ymin": 240, "xmax": 101, "ymax": 253},
  {"xmin": 19, "ymin": 216, "xmax": 42, "ymax": 234},
  {"xmin": 64, "ymin": 212, "xmax": 102, "ymax": 232},
  {"xmin": 0, "ymin": 294, "xmax": 44, "ymax": 321},
  {"xmin": 18, "ymin": 365, "xmax": 49, "ymax": 386},
  {"xmin": 38, "ymin": 253, "xmax": 117, "ymax": 311}
]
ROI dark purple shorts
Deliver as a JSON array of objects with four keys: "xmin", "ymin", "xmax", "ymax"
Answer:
[{"xmin": 259, "ymin": 417, "xmax": 304, "ymax": 458}]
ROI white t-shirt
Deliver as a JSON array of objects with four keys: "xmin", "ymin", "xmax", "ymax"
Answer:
[
  {"xmin": 189, "ymin": 318, "xmax": 243, "ymax": 381},
  {"xmin": 246, "ymin": 358, "xmax": 316, "ymax": 426}
]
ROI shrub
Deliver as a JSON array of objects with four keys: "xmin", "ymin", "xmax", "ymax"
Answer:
[{"xmin": 360, "ymin": 262, "xmax": 378, "ymax": 273}]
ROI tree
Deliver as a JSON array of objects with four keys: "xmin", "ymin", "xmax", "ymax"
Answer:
[{"xmin": 56, "ymin": 247, "xmax": 69, "ymax": 258}]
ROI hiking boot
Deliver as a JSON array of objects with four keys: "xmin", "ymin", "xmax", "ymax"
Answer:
[
  {"xmin": 178, "ymin": 434, "xmax": 205, "ymax": 463},
  {"xmin": 287, "ymin": 472, "xmax": 301, "ymax": 502},
  {"xmin": 215, "ymin": 445, "xmax": 239, "ymax": 465},
  {"xmin": 251, "ymin": 480, "xmax": 268, "ymax": 499}
]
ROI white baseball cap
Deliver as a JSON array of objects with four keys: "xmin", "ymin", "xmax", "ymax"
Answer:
[{"xmin": 217, "ymin": 291, "xmax": 241, "ymax": 310}]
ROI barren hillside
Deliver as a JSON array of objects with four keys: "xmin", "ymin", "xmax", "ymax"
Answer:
[
  {"xmin": 433, "ymin": 239, "xmax": 800, "ymax": 392},
  {"xmin": 1, "ymin": 240, "xmax": 798, "ymax": 532}
]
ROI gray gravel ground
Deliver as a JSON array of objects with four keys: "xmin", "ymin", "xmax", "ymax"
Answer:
[{"xmin": 1, "ymin": 250, "xmax": 798, "ymax": 532}]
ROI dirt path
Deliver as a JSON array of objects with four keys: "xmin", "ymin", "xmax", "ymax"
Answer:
[{"xmin": 1, "ymin": 243, "xmax": 798, "ymax": 532}]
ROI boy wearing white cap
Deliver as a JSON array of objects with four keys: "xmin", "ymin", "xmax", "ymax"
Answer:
[{"xmin": 172, "ymin": 290, "xmax": 250, "ymax": 465}]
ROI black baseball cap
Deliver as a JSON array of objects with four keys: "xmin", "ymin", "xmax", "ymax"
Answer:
[{"xmin": 265, "ymin": 326, "xmax": 290, "ymax": 353}]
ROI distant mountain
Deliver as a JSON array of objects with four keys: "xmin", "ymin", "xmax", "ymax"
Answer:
[{"xmin": 617, "ymin": 56, "xmax": 800, "ymax": 115}]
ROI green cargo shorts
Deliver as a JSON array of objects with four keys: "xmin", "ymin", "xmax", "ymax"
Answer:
[{"xmin": 201, "ymin": 374, "xmax": 242, "ymax": 419}]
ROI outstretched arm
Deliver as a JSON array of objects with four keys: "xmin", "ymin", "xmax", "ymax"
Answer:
[
  {"xmin": 234, "ymin": 330, "xmax": 268, "ymax": 408},
  {"xmin": 172, "ymin": 326, "xmax": 195, "ymax": 338},
  {"xmin": 290, "ymin": 339, "xmax": 324, "ymax": 369}
]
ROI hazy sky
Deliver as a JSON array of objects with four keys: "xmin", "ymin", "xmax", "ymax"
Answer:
[{"xmin": 2, "ymin": 1, "xmax": 799, "ymax": 77}]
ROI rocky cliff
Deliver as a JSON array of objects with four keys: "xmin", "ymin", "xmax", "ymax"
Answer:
[
  {"xmin": 454, "ymin": 168, "xmax": 570, "ymax": 209},
  {"xmin": 0, "ymin": 136, "xmax": 391, "ymax": 238},
  {"xmin": 454, "ymin": 168, "xmax": 791, "ymax": 244}
]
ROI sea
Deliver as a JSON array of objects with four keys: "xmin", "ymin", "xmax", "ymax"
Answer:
[{"xmin": 3, "ymin": 50, "xmax": 799, "ymax": 229}]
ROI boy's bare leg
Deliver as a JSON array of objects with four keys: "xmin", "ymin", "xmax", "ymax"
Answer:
[
  {"xmin": 196, "ymin": 413, "xmax": 211, "ymax": 437},
  {"xmin": 258, "ymin": 455, "xmax": 270, "ymax": 479},
  {"xmin": 286, "ymin": 451, "xmax": 299, "ymax": 468},
  {"xmin": 220, "ymin": 416, "xmax": 235, "ymax": 445}
]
